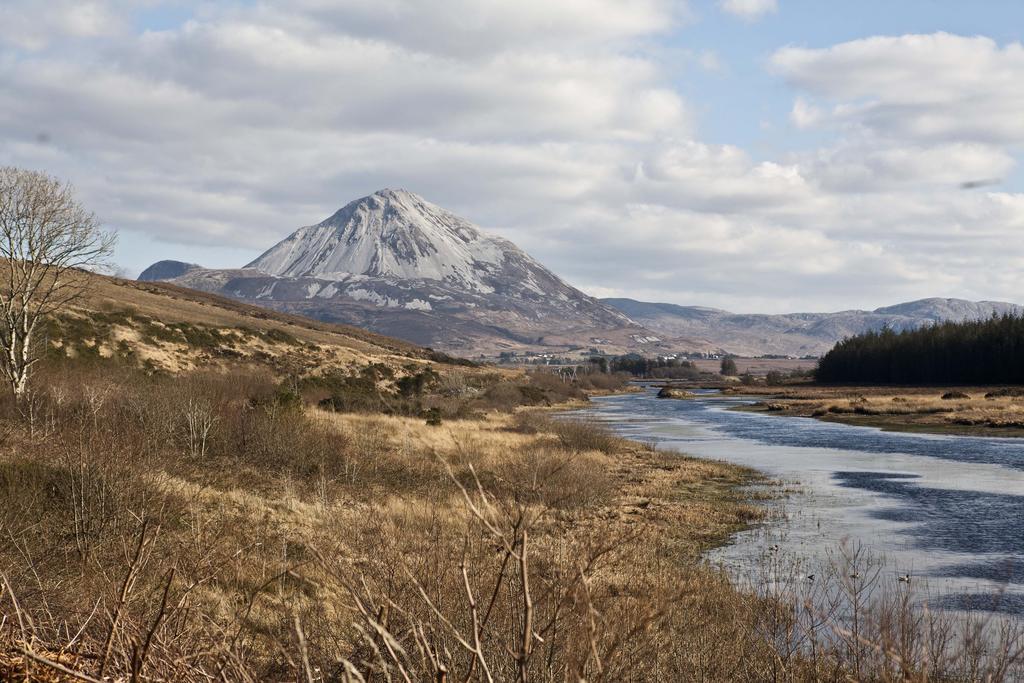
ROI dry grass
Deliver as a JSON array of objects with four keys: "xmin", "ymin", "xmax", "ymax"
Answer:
[
  {"xmin": 0, "ymin": 354, "xmax": 1021, "ymax": 679},
  {"xmin": 0, "ymin": 361, "xmax": 773, "ymax": 681},
  {"xmin": 741, "ymin": 386, "xmax": 1024, "ymax": 435},
  {"xmin": 93, "ymin": 275, "xmax": 424, "ymax": 356},
  {"xmin": 39, "ymin": 270, "xmax": 511, "ymax": 385}
]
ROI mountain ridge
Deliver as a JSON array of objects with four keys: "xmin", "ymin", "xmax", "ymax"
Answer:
[
  {"xmin": 140, "ymin": 190, "xmax": 664, "ymax": 355},
  {"xmin": 603, "ymin": 296, "xmax": 1024, "ymax": 357}
]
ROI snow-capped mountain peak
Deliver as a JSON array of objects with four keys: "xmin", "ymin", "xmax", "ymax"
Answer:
[{"xmin": 247, "ymin": 189, "xmax": 519, "ymax": 292}]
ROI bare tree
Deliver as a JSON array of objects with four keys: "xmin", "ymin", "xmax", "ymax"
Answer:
[{"xmin": 0, "ymin": 167, "xmax": 115, "ymax": 398}]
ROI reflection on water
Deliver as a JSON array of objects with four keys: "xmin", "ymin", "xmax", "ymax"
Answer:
[{"xmin": 572, "ymin": 386, "xmax": 1024, "ymax": 616}]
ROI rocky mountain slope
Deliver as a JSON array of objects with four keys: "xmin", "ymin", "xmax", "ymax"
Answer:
[
  {"xmin": 604, "ymin": 297, "xmax": 1024, "ymax": 357},
  {"xmin": 142, "ymin": 189, "xmax": 665, "ymax": 356}
]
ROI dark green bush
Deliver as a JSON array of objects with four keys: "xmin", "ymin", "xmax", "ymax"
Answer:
[
  {"xmin": 985, "ymin": 387, "xmax": 1024, "ymax": 398},
  {"xmin": 424, "ymin": 407, "xmax": 443, "ymax": 426}
]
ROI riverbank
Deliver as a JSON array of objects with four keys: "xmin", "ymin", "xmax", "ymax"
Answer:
[
  {"xmin": 573, "ymin": 388, "xmax": 1024, "ymax": 676},
  {"xmin": 728, "ymin": 384, "xmax": 1024, "ymax": 437}
]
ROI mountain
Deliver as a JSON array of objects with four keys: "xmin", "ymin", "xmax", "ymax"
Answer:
[
  {"xmin": 141, "ymin": 189, "xmax": 665, "ymax": 355},
  {"xmin": 141, "ymin": 190, "xmax": 1019, "ymax": 359},
  {"xmin": 138, "ymin": 260, "xmax": 200, "ymax": 281},
  {"xmin": 872, "ymin": 298, "xmax": 1024, "ymax": 320},
  {"xmin": 248, "ymin": 190, "xmax": 513, "ymax": 289},
  {"xmin": 603, "ymin": 297, "xmax": 1024, "ymax": 357}
]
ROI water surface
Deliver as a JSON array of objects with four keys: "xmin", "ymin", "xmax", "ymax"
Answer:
[{"xmin": 574, "ymin": 387, "xmax": 1024, "ymax": 614}]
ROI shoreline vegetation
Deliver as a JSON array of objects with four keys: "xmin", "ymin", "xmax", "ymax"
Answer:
[
  {"xmin": 0, "ymin": 281, "xmax": 1020, "ymax": 679},
  {"xmin": 725, "ymin": 385, "xmax": 1024, "ymax": 438}
]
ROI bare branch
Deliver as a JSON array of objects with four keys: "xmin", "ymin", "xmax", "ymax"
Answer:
[
  {"xmin": 0, "ymin": 167, "xmax": 116, "ymax": 398},
  {"xmin": 15, "ymin": 647, "xmax": 103, "ymax": 683}
]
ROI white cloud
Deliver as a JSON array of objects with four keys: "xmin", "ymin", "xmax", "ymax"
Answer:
[
  {"xmin": 126, "ymin": 20, "xmax": 690, "ymax": 143},
  {"xmin": 719, "ymin": 0, "xmax": 777, "ymax": 21},
  {"xmin": 266, "ymin": 0, "xmax": 684, "ymax": 57},
  {"xmin": 800, "ymin": 142, "xmax": 1016, "ymax": 193},
  {"xmin": 0, "ymin": 0, "xmax": 132, "ymax": 50},
  {"xmin": 2, "ymin": 11, "xmax": 1024, "ymax": 313},
  {"xmin": 790, "ymin": 97, "xmax": 822, "ymax": 128},
  {"xmin": 771, "ymin": 33, "xmax": 1024, "ymax": 146}
]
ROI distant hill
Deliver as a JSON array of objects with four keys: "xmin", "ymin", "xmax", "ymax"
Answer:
[
  {"xmin": 603, "ymin": 297, "xmax": 1024, "ymax": 357},
  {"xmin": 141, "ymin": 189, "xmax": 668, "ymax": 356},
  {"xmin": 138, "ymin": 260, "xmax": 201, "ymax": 281}
]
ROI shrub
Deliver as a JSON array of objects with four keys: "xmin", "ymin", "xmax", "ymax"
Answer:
[
  {"xmin": 985, "ymin": 387, "xmax": 1024, "ymax": 399},
  {"xmin": 396, "ymin": 369, "xmax": 439, "ymax": 397},
  {"xmin": 547, "ymin": 418, "xmax": 619, "ymax": 454},
  {"xmin": 478, "ymin": 382, "xmax": 528, "ymax": 411},
  {"xmin": 493, "ymin": 444, "xmax": 615, "ymax": 509},
  {"xmin": 266, "ymin": 327, "xmax": 297, "ymax": 344},
  {"xmin": 525, "ymin": 371, "xmax": 587, "ymax": 402},
  {"xmin": 575, "ymin": 371, "xmax": 632, "ymax": 391},
  {"xmin": 425, "ymin": 348, "xmax": 477, "ymax": 367},
  {"xmin": 314, "ymin": 370, "xmax": 394, "ymax": 413}
]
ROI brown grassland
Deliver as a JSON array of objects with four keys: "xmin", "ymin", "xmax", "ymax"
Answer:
[
  {"xmin": 732, "ymin": 384, "xmax": 1024, "ymax": 437},
  {"xmin": 0, "ymin": 276, "xmax": 1022, "ymax": 681}
]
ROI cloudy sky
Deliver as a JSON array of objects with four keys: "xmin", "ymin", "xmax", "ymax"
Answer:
[{"xmin": 2, "ymin": 0, "xmax": 1023, "ymax": 313}]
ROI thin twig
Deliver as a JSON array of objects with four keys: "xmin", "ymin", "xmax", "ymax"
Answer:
[{"xmin": 16, "ymin": 647, "xmax": 103, "ymax": 683}]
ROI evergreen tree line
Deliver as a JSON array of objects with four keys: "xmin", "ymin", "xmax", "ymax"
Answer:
[{"xmin": 815, "ymin": 314, "xmax": 1024, "ymax": 384}]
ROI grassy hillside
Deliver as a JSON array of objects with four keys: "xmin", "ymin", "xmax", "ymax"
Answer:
[
  {"xmin": 50, "ymin": 274, "xmax": 431, "ymax": 372},
  {"xmin": 0, "ymin": 274, "xmax": 1020, "ymax": 681}
]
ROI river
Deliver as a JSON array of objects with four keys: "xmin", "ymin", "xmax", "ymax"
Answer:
[{"xmin": 573, "ymin": 386, "xmax": 1024, "ymax": 616}]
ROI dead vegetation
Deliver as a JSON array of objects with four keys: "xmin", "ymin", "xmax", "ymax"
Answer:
[
  {"xmin": 0, "ymin": 358, "xmax": 1020, "ymax": 680},
  {"xmin": 0, "ymin": 360, "xmax": 761, "ymax": 681}
]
